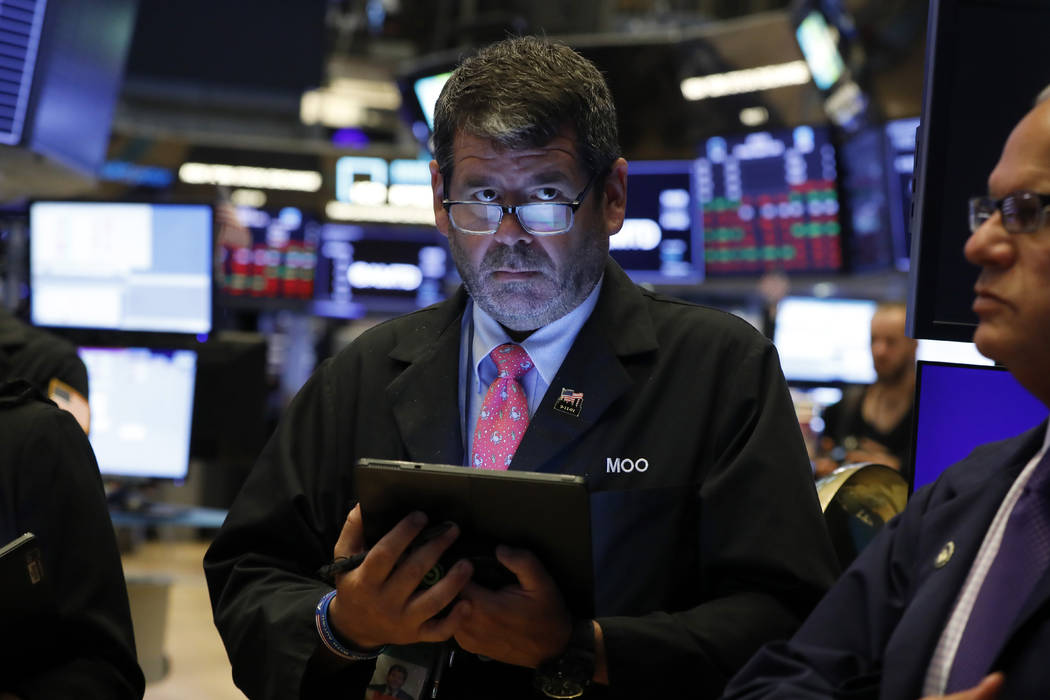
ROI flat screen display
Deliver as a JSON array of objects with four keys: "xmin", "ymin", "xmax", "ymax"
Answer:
[
  {"xmin": 773, "ymin": 296, "xmax": 877, "ymax": 384},
  {"xmin": 314, "ymin": 224, "xmax": 449, "ymax": 318},
  {"xmin": 698, "ymin": 127, "xmax": 843, "ymax": 275},
  {"xmin": 911, "ymin": 361, "xmax": 1048, "ymax": 491},
  {"xmin": 614, "ymin": 160, "xmax": 703, "ymax": 283},
  {"xmin": 838, "ymin": 126, "xmax": 895, "ymax": 271},
  {"xmin": 79, "ymin": 347, "xmax": 198, "ymax": 480},
  {"xmin": 884, "ymin": 117, "xmax": 919, "ymax": 269},
  {"xmin": 219, "ymin": 207, "xmax": 317, "ymax": 301},
  {"xmin": 30, "ymin": 202, "xmax": 213, "ymax": 333}
]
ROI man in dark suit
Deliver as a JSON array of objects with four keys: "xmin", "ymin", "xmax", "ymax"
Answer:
[
  {"xmin": 205, "ymin": 36, "xmax": 838, "ymax": 700},
  {"xmin": 722, "ymin": 92, "xmax": 1050, "ymax": 700}
]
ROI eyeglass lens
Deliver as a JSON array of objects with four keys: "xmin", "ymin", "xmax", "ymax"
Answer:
[
  {"xmin": 451, "ymin": 203, "xmax": 572, "ymax": 234},
  {"xmin": 969, "ymin": 191, "xmax": 1045, "ymax": 233}
]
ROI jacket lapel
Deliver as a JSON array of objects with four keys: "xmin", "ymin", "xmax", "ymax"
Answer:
[
  {"xmin": 386, "ymin": 290, "xmax": 468, "ymax": 465},
  {"xmin": 510, "ymin": 261, "xmax": 658, "ymax": 476}
]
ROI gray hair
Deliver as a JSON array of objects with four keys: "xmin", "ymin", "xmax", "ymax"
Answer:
[
  {"xmin": 1036, "ymin": 83, "xmax": 1050, "ymax": 105},
  {"xmin": 432, "ymin": 36, "xmax": 620, "ymax": 185}
]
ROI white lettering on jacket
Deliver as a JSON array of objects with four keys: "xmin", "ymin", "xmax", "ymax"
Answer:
[{"xmin": 606, "ymin": 457, "xmax": 649, "ymax": 473}]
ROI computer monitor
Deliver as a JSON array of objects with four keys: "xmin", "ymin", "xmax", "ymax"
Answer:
[
  {"xmin": 911, "ymin": 361, "xmax": 1048, "ymax": 491},
  {"xmin": 30, "ymin": 202, "xmax": 213, "ymax": 334},
  {"xmin": 613, "ymin": 160, "xmax": 703, "ymax": 284},
  {"xmin": 884, "ymin": 117, "xmax": 919, "ymax": 270},
  {"xmin": 314, "ymin": 223, "xmax": 449, "ymax": 318},
  {"xmin": 838, "ymin": 125, "xmax": 895, "ymax": 272},
  {"xmin": 773, "ymin": 296, "xmax": 877, "ymax": 384},
  {"xmin": 697, "ymin": 126, "xmax": 843, "ymax": 275},
  {"xmin": 78, "ymin": 347, "xmax": 198, "ymax": 481},
  {"xmin": 218, "ymin": 207, "xmax": 317, "ymax": 302}
]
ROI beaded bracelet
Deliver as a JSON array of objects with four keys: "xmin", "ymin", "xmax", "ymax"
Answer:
[{"xmin": 314, "ymin": 590, "xmax": 386, "ymax": 661}]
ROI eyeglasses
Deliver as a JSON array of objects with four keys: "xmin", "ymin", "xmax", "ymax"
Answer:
[
  {"xmin": 442, "ymin": 174, "xmax": 598, "ymax": 236},
  {"xmin": 968, "ymin": 190, "xmax": 1050, "ymax": 234}
]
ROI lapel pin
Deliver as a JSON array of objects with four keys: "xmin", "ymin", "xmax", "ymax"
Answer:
[
  {"xmin": 553, "ymin": 388, "xmax": 584, "ymax": 417},
  {"xmin": 934, "ymin": 541, "xmax": 955, "ymax": 569}
]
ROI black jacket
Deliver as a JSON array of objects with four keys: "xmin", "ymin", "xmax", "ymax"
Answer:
[
  {"xmin": 205, "ymin": 260, "xmax": 839, "ymax": 699},
  {"xmin": 0, "ymin": 380, "xmax": 143, "ymax": 699},
  {"xmin": 0, "ymin": 310, "xmax": 88, "ymax": 397}
]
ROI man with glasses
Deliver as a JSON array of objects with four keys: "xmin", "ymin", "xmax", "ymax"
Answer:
[
  {"xmin": 723, "ymin": 92, "xmax": 1050, "ymax": 699},
  {"xmin": 206, "ymin": 36, "xmax": 838, "ymax": 700}
]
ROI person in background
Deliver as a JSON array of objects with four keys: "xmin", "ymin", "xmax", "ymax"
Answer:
[
  {"xmin": 0, "ymin": 380, "xmax": 143, "ymax": 699},
  {"xmin": 815, "ymin": 301, "xmax": 917, "ymax": 478},
  {"xmin": 722, "ymin": 89, "xmax": 1050, "ymax": 699},
  {"xmin": 0, "ymin": 307, "xmax": 90, "ymax": 432},
  {"xmin": 205, "ymin": 35, "xmax": 838, "ymax": 700}
]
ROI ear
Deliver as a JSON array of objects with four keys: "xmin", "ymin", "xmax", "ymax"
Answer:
[
  {"xmin": 601, "ymin": 158, "xmax": 629, "ymax": 236},
  {"xmin": 431, "ymin": 159, "xmax": 450, "ymax": 238}
]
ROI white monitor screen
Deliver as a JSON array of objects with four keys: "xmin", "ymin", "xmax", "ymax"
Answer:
[
  {"xmin": 79, "ymin": 347, "xmax": 197, "ymax": 480},
  {"xmin": 774, "ymin": 296, "xmax": 878, "ymax": 383},
  {"xmin": 30, "ymin": 202, "xmax": 213, "ymax": 333}
]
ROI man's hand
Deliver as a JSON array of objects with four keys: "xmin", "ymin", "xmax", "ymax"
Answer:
[
  {"xmin": 920, "ymin": 673, "xmax": 1004, "ymax": 700},
  {"xmin": 452, "ymin": 545, "xmax": 572, "ymax": 668},
  {"xmin": 327, "ymin": 505, "xmax": 473, "ymax": 649},
  {"xmin": 845, "ymin": 438, "xmax": 901, "ymax": 471}
]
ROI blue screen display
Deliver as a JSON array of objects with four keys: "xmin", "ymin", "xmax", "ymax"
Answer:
[{"xmin": 912, "ymin": 362, "xmax": 1048, "ymax": 491}]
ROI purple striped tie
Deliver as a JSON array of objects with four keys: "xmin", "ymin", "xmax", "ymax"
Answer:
[{"xmin": 946, "ymin": 448, "xmax": 1050, "ymax": 691}]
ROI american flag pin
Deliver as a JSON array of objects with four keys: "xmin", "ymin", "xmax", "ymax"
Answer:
[{"xmin": 553, "ymin": 387, "xmax": 584, "ymax": 417}]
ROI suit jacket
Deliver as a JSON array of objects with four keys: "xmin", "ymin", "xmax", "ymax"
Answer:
[
  {"xmin": 723, "ymin": 420, "xmax": 1050, "ymax": 700},
  {"xmin": 204, "ymin": 259, "xmax": 839, "ymax": 700}
]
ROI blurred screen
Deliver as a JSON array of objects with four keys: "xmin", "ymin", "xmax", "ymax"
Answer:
[
  {"xmin": 79, "ymin": 347, "xmax": 197, "ymax": 480},
  {"xmin": 30, "ymin": 202, "xmax": 212, "ymax": 333},
  {"xmin": 698, "ymin": 126, "xmax": 843, "ymax": 275},
  {"xmin": 773, "ymin": 296, "xmax": 877, "ymax": 383},
  {"xmin": 314, "ymin": 223, "xmax": 448, "ymax": 318},
  {"xmin": 614, "ymin": 160, "xmax": 703, "ymax": 283},
  {"xmin": 912, "ymin": 361, "xmax": 1047, "ymax": 490},
  {"xmin": 219, "ymin": 207, "xmax": 317, "ymax": 300},
  {"xmin": 885, "ymin": 117, "xmax": 919, "ymax": 269},
  {"xmin": 839, "ymin": 126, "xmax": 895, "ymax": 271}
]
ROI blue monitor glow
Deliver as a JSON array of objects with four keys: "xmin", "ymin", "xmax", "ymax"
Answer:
[
  {"xmin": 314, "ymin": 224, "xmax": 449, "ymax": 318},
  {"xmin": 773, "ymin": 296, "xmax": 877, "ymax": 384},
  {"xmin": 698, "ymin": 127, "xmax": 843, "ymax": 275},
  {"xmin": 78, "ymin": 347, "xmax": 198, "ymax": 481},
  {"xmin": 614, "ymin": 160, "xmax": 703, "ymax": 283},
  {"xmin": 911, "ymin": 361, "xmax": 1048, "ymax": 491},
  {"xmin": 30, "ymin": 202, "xmax": 213, "ymax": 334}
]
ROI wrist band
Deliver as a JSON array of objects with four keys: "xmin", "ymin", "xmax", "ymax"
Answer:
[{"xmin": 314, "ymin": 590, "xmax": 386, "ymax": 661}]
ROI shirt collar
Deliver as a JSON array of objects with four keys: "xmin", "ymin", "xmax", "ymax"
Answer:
[{"xmin": 471, "ymin": 276, "xmax": 604, "ymax": 387}]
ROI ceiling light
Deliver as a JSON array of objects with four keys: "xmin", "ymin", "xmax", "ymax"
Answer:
[
  {"xmin": 179, "ymin": 163, "xmax": 323, "ymax": 192},
  {"xmin": 681, "ymin": 61, "xmax": 811, "ymax": 101}
]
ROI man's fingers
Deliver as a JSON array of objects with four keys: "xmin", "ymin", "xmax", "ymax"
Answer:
[
  {"xmin": 386, "ymin": 522, "xmax": 461, "ymax": 597},
  {"xmin": 355, "ymin": 511, "xmax": 429, "ymax": 585},
  {"xmin": 333, "ymin": 504, "xmax": 366, "ymax": 559},
  {"xmin": 495, "ymin": 545, "xmax": 550, "ymax": 592},
  {"xmin": 418, "ymin": 599, "xmax": 472, "ymax": 642}
]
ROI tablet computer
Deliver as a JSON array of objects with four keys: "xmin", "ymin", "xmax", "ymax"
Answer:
[{"xmin": 354, "ymin": 458, "xmax": 594, "ymax": 618}]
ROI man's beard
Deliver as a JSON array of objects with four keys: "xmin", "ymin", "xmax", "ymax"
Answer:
[{"xmin": 450, "ymin": 237, "xmax": 606, "ymax": 331}]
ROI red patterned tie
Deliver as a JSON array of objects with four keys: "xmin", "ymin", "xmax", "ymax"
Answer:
[{"xmin": 471, "ymin": 343, "xmax": 533, "ymax": 470}]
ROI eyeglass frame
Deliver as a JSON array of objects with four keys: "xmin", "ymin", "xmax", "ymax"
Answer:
[
  {"xmin": 441, "ymin": 171, "xmax": 601, "ymax": 236},
  {"xmin": 968, "ymin": 190, "xmax": 1050, "ymax": 234}
]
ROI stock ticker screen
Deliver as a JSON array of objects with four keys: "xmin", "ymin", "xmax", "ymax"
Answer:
[
  {"xmin": 614, "ymin": 160, "xmax": 703, "ymax": 283},
  {"xmin": 698, "ymin": 126, "xmax": 843, "ymax": 275},
  {"xmin": 219, "ymin": 207, "xmax": 318, "ymax": 301}
]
